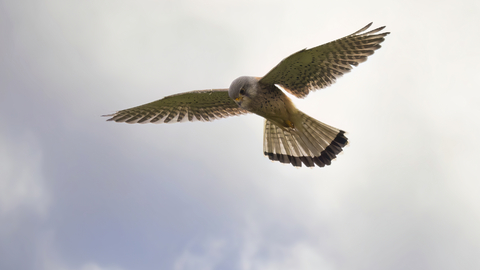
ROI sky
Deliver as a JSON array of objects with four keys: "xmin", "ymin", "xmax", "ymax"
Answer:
[{"xmin": 1, "ymin": 0, "xmax": 480, "ymax": 269}]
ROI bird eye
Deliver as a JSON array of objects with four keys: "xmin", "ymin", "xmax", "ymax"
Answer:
[{"xmin": 239, "ymin": 88, "xmax": 245, "ymax": 95}]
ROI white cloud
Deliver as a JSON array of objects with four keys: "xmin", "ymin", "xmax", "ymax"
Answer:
[
  {"xmin": 173, "ymin": 238, "xmax": 226, "ymax": 270},
  {"xmin": 78, "ymin": 264, "xmax": 125, "ymax": 270},
  {"xmin": 239, "ymin": 220, "xmax": 334, "ymax": 270}
]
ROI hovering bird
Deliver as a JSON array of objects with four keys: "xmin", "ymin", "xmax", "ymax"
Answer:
[{"xmin": 105, "ymin": 23, "xmax": 389, "ymax": 167}]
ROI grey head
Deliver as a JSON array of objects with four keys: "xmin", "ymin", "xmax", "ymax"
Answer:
[{"xmin": 228, "ymin": 76, "xmax": 260, "ymax": 109}]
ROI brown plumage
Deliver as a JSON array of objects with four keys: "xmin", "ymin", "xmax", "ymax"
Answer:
[{"xmin": 105, "ymin": 23, "xmax": 389, "ymax": 167}]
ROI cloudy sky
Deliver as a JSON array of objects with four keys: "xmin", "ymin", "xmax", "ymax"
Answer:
[{"xmin": 2, "ymin": 0, "xmax": 480, "ymax": 269}]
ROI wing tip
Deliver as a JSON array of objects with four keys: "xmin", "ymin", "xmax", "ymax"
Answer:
[
  {"xmin": 353, "ymin": 22, "xmax": 389, "ymax": 36},
  {"xmin": 352, "ymin": 22, "xmax": 373, "ymax": 35},
  {"xmin": 102, "ymin": 113, "xmax": 117, "ymax": 122}
]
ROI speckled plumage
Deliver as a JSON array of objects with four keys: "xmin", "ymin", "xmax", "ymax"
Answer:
[
  {"xmin": 105, "ymin": 89, "xmax": 247, "ymax": 123},
  {"xmin": 105, "ymin": 23, "xmax": 389, "ymax": 167}
]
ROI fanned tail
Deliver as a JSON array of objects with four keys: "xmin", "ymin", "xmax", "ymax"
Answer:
[{"xmin": 263, "ymin": 111, "xmax": 348, "ymax": 167}]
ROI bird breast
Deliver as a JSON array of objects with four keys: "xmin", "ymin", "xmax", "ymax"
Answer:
[{"xmin": 247, "ymin": 84, "xmax": 298, "ymax": 128}]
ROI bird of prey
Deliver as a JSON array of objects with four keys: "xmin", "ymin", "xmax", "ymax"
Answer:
[{"xmin": 105, "ymin": 23, "xmax": 389, "ymax": 167}]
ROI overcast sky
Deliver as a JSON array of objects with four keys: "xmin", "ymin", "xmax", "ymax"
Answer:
[{"xmin": 2, "ymin": 0, "xmax": 480, "ymax": 270}]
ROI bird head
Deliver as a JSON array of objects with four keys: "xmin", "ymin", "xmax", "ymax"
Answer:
[{"xmin": 228, "ymin": 76, "xmax": 259, "ymax": 109}]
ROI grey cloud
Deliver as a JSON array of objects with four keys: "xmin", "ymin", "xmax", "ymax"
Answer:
[{"xmin": 1, "ymin": 0, "xmax": 480, "ymax": 270}]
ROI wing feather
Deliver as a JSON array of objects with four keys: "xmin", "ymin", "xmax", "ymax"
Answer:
[
  {"xmin": 104, "ymin": 89, "xmax": 249, "ymax": 123},
  {"xmin": 259, "ymin": 23, "xmax": 389, "ymax": 98}
]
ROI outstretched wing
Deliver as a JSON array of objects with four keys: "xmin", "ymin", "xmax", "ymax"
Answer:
[
  {"xmin": 259, "ymin": 23, "xmax": 389, "ymax": 98},
  {"xmin": 104, "ymin": 89, "xmax": 249, "ymax": 123}
]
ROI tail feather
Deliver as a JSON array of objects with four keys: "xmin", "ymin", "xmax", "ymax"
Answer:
[
  {"xmin": 263, "ymin": 111, "xmax": 348, "ymax": 167},
  {"xmin": 264, "ymin": 120, "xmax": 303, "ymax": 166}
]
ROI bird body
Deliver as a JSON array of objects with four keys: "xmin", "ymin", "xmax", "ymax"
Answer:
[
  {"xmin": 228, "ymin": 75, "xmax": 347, "ymax": 167},
  {"xmin": 105, "ymin": 23, "xmax": 389, "ymax": 167},
  {"xmin": 229, "ymin": 76, "xmax": 297, "ymax": 130}
]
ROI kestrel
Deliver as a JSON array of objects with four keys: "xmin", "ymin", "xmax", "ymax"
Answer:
[{"xmin": 105, "ymin": 23, "xmax": 389, "ymax": 167}]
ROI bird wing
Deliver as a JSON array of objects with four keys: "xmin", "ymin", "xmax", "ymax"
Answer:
[
  {"xmin": 104, "ymin": 89, "xmax": 249, "ymax": 123},
  {"xmin": 259, "ymin": 23, "xmax": 389, "ymax": 98}
]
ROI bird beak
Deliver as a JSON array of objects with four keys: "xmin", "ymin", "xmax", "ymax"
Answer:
[{"xmin": 235, "ymin": 96, "xmax": 243, "ymax": 102}]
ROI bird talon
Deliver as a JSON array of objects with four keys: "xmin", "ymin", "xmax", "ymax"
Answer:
[{"xmin": 286, "ymin": 120, "xmax": 295, "ymax": 129}]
